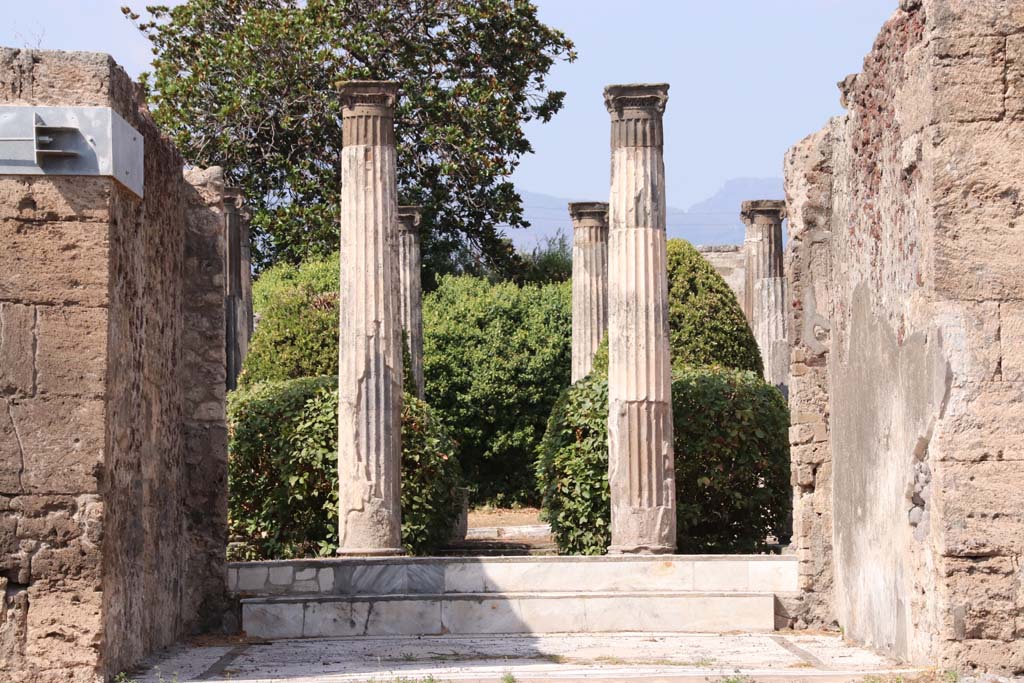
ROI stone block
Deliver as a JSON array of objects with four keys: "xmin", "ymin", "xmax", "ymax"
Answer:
[
  {"xmin": 789, "ymin": 424, "xmax": 815, "ymax": 445},
  {"xmin": 302, "ymin": 600, "xmax": 368, "ymax": 638},
  {"xmin": 931, "ymin": 35, "xmax": 1005, "ymax": 123},
  {"xmin": 35, "ymin": 306, "xmax": 107, "ymax": 397},
  {"xmin": 293, "ymin": 567, "xmax": 316, "ymax": 582},
  {"xmin": 927, "ymin": 0, "xmax": 1024, "ymax": 42},
  {"xmin": 365, "ymin": 598, "xmax": 441, "ymax": 636},
  {"xmin": 933, "ymin": 381, "xmax": 1024, "ymax": 463},
  {"xmin": 936, "ymin": 461, "xmax": 1024, "ymax": 557},
  {"xmin": 15, "ymin": 509, "xmax": 81, "ymax": 546},
  {"xmin": 0, "ymin": 400, "xmax": 23, "ymax": 494},
  {"xmin": 0, "ymin": 303, "xmax": 34, "ymax": 396},
  {"xmin": 442, "ymin": 597, "xmax": 519, "ymax": 635},
  {"xmin": 584, "ymin": 593, "xmax": 774, "ymax": 632},
  {"xmin": 0, "ymin": 177, "xmax": 112, "ymax": 223},
  {"xmin": 236, "ymin": 566, "xmax": 268, "ymax": 592},
  {"xmin": 940, "ymin": 637, "xmax": 1024, "ymax": 674},
  {"xmin": 0, "ymin": 48, "xmax": 121, "ymax": 109},
  {"xmin": 317, "ymin": 567, "xmax": 334, "ymax": 593},
  {"xmin": 268, "ymin": 566, "xmax": 293, "ymax": 587},
  {"xmin": 749, "ymin": 560, "xmax": 800, "ymax": 593},
  {"xmin": 407, "ymin": 563, "xmax": 444, "ymax": 594},
  {"xmin": 29, "ymin": 542, "xmax": 101, "ymax": 583},
  {"xmin": 1001, "ymin": 303, "xmax": 1024, "ymax": 381},
  {"xmin": 517, "ymin": 596, "xmax": 587, "ymax": 633},
  {"xmin": 693, "ymin": 560, "xmax": 749, "ymax": 591},
  {"xmin": 791, "ymin": 442, "xmax": 830, "ymax": 466},
  {"xmin": 444, "ymin": 562, "xmax": 487, "ymax": 593},
  {"xmin": 24, "ymin": 583, "xmax": 102, "ymax": 668},
  {"xmin": 11, "ymin": 397, "xmax": 104, "ymax": 494},
  {"xmin": 940, "ymin": 556, "xmax": 1019, "ymax": 641},
  {"xmin": 241, "ymin": 601, "xmax": 303, "ymax": 639},
  {"xmin": 349, "ymin": 563, "xmax": 406, "ymax": 595},
  {"xmin": 931, "ymin": 121, "xmax": 1024, "ymax": 302},
  {"xmin": 1007, "ymin": 33, "xmax": 1024, "ymax": 120},
  {"xmin": 0, "ymin": 220, "xmax": 110, "ymax": 307}
]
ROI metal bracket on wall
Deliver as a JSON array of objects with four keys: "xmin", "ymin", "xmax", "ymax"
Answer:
[{"xmin": 0, "ymin": 106, "xmax": 145, "ymax": 198}]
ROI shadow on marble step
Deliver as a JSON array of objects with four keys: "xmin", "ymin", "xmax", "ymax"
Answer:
[
  {"xmin": 240, "ymin": 590, "xmax": 777, "ymax": 639},
  {"xmin": 228, "ymin": 554, "xmax": 799, "ymax": 598}
]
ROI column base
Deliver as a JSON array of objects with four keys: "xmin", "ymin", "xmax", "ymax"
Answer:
[
  {"xmin": 606, "ymin": 544, "xmax": 676, "ymax": 555},
  {"xmin": 336, "ymin": 547, "xmax": 406, "ymax": 557}
]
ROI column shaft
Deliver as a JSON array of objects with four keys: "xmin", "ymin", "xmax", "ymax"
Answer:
[
  {"xmin": 741, "ymin": 200, "xmax": 788, "ymax": 394},
  {"xmin": 605, "ymin": 83, "xmax": 676, "ymax": 555},
  {"xmin": 337, "ymin": 81, "xmax": 403, "ymax": 556},
  {"xmin": 569, "ymin": 202, "xmax": 609, "ymax": 382},
  {"xmin": 396, "ymin": 206, "xmax": 425, "ymax": 399}
]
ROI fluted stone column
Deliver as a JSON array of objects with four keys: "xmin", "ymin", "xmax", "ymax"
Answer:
[
  {"xmin": 337, "ymin": 81, "xmax": 403, "ymax": 556},
  {"xmin": 396, "ymin": 205, "xmax": 425, "ymax": 399},
  {"xmin": 569, "ymin": 202, "xmax": 609, "ymax": 382},
  {"xmin": 741, "ymin": 199, "xmax": 788, "ymax": 395},
  {"xmin": 604, "ymin": 83, "xmax": 676, "ymax": 555}
]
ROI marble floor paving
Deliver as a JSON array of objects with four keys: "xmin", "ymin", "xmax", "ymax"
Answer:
[{"xmin": 131, "ymin": 631, "xmax": 925, "ymax": 682}]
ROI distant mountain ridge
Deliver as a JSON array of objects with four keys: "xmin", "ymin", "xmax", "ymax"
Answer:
[{"xmin": 506, "ymin": 177, "xmax": 784, "ymax": 250}]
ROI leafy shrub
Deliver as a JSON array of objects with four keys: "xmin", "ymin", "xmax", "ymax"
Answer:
[
  {"xmin": 666, "ymin": 239, "xmax": 762, "ymax": 373},
  {"xmin": 423, "ymin": 275, "xmax": 572, "ymax": 505},
  {"xmin": 537, "ymin": 362, "xmax": 790, "ymax": 555},
  {"xmin": 535, "ymin": 379, "xmax": 609, "ymax": 555},
  {"xmin": 228, "ymin": 376, "xmax": 462, "ymax": 558},
  {"xmin": 239, "ymin": 255, "xmax": 339, "ymax": 387}
]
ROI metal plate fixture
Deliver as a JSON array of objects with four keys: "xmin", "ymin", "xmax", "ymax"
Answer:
[{"xmin": 0, "ymin": 106, "xmax": 145, "ymax": 198}]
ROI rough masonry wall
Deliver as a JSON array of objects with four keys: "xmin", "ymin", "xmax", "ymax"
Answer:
[
  {"xmin": 783, "ymin": 128, "xmax": 836, "ymax": 630},
  {"xmin": 785, "ymin": 0, "xmax": 1024, "ymax": 672},
  {"xmin": 0, "ymin": 49, "xmax": 227, "ymax": 681}
]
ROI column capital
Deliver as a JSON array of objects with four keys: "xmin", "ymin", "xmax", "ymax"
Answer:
[
  {"xmin": 604, "ymin": 84, "xmax": 669, "ymax": 149},
  {"xmin": 336, "ymin": 80, "xmax": 400, "ymax": 109},
  {"xmin": 397, "ymin": 205, "xmax": 423, "ymax": 234},
  {"xmin": 568, "ymin": 201, "xmax": 609, "ymax": 224},
  {"xmin": 338, "ymin": 80, "xmax": 399, "ymax": 147},
  {"xmin": 740, "ymin": 199, "xmax": 787, "ymax": 225},
  {"xmin": 603, "ymin": 83, "xmax": 670, "ymax": 114}
]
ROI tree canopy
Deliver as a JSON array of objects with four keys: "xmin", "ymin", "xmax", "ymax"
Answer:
[{"xmin": 125, "ymin": 0, "xmax": 575, "ymax": 276}]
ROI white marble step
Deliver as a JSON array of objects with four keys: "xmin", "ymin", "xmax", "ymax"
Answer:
[
  {"xmin": 241, "ymin": 590, "xmax": 776, "ymax": 639},
  {"xmin": 228, "ymin": 554, "xmax": 798, "ymax": 598}
]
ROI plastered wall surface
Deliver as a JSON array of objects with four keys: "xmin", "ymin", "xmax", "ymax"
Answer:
[
  {"xmin": 697, "ymin": 245, "xmax": 745, "ymax": 306},
  {"xmin": 785, "ymin": 0, "xmax": 1024, "ymax": 672},
  {"xmin": 0, "ymin": 49, "xmax": 227, "ymax": 682}
]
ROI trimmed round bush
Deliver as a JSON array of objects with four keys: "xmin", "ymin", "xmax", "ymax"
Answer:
[
  {"xmin": 666, "ymin": 239, "xmax": 762, "ymax": 373},
  {"xmin": 227, "ymin": 376, "xmax": 463, "ymax": 559},
  {"xmin": 536, "ymin": 361, "xmax": 790, "ymax": 555},
  {"xmin": 239, "ymin": 254, "xmax": 339, "ymax": 387},
  {"xmin": 423, "ymin": 275, "xmax": 572, "ymax": 505}
]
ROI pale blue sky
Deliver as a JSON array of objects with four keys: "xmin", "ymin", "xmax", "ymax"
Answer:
[{"xmin": 2, "ymin": 0, "xmax": 897, "ymax": 209}]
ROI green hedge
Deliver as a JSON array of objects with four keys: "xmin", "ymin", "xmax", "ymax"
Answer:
[
  {"xmin": 228, "ymin": 376, "xmax": 463, "ymax": 558},
  {"xmin": 239, "ymin": 256, "xmax": 339, "ymax": 386},
  {"xmin": 423, "ymin": 275, "xmax": 572, "ymax": 505},
  {"xmin": 536, "ymin": 361, "xmax": 790, "ymax": 555}
]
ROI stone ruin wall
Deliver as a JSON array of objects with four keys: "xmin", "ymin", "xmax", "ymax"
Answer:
[
  {"xmin": 696, "ymin": 245, "xmax": 745, "ymax": 306},
  {"xmin": 0, "ymin": 49, "xmax": 228, "ymax": 681},
  {"xmin": 785, "ymin": 0, "xmax": 1024, "ymax": 672}
]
